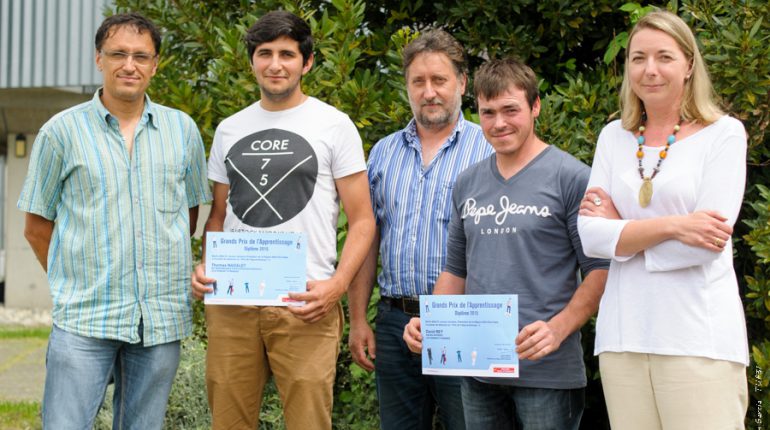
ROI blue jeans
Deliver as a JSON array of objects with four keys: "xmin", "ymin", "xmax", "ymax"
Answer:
[
  {"xmin": 461, "ymin": 377, "xmax": 584, "ymax": 430},
  {"xmin": 42, "ymin": 324, "xmax": 181, "ymax": 430},
  {"xmin": 375, "ymin": 301, "xmax": 465, "ymax": 430}
]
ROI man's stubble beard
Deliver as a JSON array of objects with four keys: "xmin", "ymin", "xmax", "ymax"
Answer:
[{"xmin": 413, "ymin": 89, "xmax": 463, "ymax": 131}]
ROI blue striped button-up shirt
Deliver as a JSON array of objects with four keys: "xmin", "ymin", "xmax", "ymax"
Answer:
[
  {"xmin": 17, "ymin": 91, "xmax": 211, "ymax": 346},
  {"xmin": 368, "ymin": 116, "xmax": 493, "ymax": 297}
]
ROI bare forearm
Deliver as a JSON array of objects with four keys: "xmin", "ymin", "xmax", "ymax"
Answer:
[
  {"xmin": 433, "ymin": 271, "xmax": 466, "ymax": 295},
  {"xmin": 332, "ymin": 171, "xmax": 376, "ymax": 295},
  {"xmin": 24, "ymin": 213, "xmax": 54, "ymax": 272},
  {"xmin": 189, "ymin": 206, "xmax": 199, "ymax": 236},
  {"xmin": 616, "ymin": 217, "xmax": 679, "ymax": 256},
  {"xmin": 548, "ymin": 269, "xmax": 607, "ymax": 341},
  {"xmin": 27, "ymin": 236, "xmax": 51, "ymax": 271},
  {"xmin": 332, "ymin": 216, "xmax": 376, "ymax": 293},
  {"xmin": 203, "ymin": 214, "xmax": 224, "ymax": 234},
  {"xmin": 200, "ymin": 183, "xmax": 228, "ymax": 262},
  {"xmin": 615, "ymin": 211, "xmax": 733, "ymax": 258},
  {"xmin": 348, "ymin": 232, "xmax": 380, "ymax": 323},
  {"xmin": 198, "ymin": 216, "xmax": 224, "ymax": 263}
]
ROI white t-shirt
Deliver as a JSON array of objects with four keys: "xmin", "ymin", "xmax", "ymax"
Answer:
[
  {"xmin": 208, "ymin": 97, "xmax": 366, "ymax": 281},
  {"xmin": 578, "ymin": 116, "xmax": 749, "ymax": 365}
]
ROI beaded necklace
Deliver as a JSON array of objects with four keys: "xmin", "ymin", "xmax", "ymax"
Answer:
[{"xmin": 636, "ymin": 116, "xmax": 682, "ymax": 208}]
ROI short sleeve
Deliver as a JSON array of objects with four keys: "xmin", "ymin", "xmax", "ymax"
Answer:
[
  {"xmin": 183, "ymin": 115, "xmax": 212, "ymax": 207},
  {"xmin": 366, "ymin": 139, "xmax": 385, "ymax": 225},
  {"xmin": 17, "ymin": 128, "xmax": 65, "ymax": 220},
  {"xmin": 208, "ymin": 122, "xmax": 229, "ymax": 184},
  {"xmin": 443, "ymin": 175, "xmax": 468, "ymax": 278},
  {"xmin": 563, "ymin": 158, "xmax": 611, "ymax": 274},
  {"xmin": 331, "ymin": 117, "xmax": 366, "ymax": 179}
]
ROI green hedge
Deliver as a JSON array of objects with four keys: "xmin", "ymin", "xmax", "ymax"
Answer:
[{"xmin": 111, "ymin": 0, "xmax": 770, "ymax": 428}]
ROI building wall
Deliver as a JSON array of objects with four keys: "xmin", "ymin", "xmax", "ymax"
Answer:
[
  {"xmin": 2, "ymin": 88, "xmax": 94, "ymax": 309},
  {"xmin": 1, "ymin": 0, "xmax": 111, "ymax": 309},
  {"xmin": 5, "ymin": 132, "xmax": 50, "ymax": 309},
  {"xmin": 0, "ymin": 0, "xmax": 111, "ymax": 89}
]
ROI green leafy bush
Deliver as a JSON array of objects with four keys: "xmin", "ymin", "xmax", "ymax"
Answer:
[
  {"xmin": 683, "ymin": 1, "xmax": 770, "ymax": 427},
  {"xmin": 539, "ymin": 69, "xmax": 621, "ymax": 164},
  {"xmin": 743, "ymin": 183, "xmax": 770, "ymax": 428}
]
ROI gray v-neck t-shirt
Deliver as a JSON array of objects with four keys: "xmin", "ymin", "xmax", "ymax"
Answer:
[{"xmin": 445, "ymin": 146, "xmax": 609, "ymax": 389}]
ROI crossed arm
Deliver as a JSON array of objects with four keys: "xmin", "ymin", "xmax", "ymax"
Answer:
[
  {"xmin": 577, "ymin": 123, "xmax": 745, "ymax": 266},
  {"xmin": 579, "ymin": 187, "xmax": 732, "ymax": 258}
]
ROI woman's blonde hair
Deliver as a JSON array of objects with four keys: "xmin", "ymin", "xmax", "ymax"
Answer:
[{"xmin": 620, "ymin": 10, "xmax": 722, "ymax": 130}]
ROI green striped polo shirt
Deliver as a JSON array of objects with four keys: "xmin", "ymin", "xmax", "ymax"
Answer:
[{"xmin": 18, "ymin": 91, "xmax": 211, "ymax": 346}]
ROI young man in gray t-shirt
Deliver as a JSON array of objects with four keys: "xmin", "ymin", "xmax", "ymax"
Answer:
[{"xmin": 404, "ymin": 58, "xmax": 609, "ymax": 429}]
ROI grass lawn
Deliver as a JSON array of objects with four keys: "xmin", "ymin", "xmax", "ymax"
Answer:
[
  {"xmin": 0, "ymin": 327, "xmax": 50, "ymax": 340},
  {"xmin": 0, "ymin": 401, "xmax": 41, "ymax": 430}
]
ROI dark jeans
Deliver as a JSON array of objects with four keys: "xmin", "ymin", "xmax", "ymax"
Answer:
[
  {"xmin": 375, "ymin": 301, "xmax": 465, "ymax": 430},
  {"xmin": 461, "ymin": 377, "xmax": 584, "ymax": 430}
]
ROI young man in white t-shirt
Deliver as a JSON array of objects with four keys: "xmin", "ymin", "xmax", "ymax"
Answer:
[{"xmin": 191, "ymin": 10, "xmax": 375, "ymax": 430}]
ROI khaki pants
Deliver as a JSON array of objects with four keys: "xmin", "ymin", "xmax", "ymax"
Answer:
[
  {"xmin": 599, "ymin": 352, "xmax": 747, "ymax": 430},
  {"xmin": 205, "ymin": 303, "xmax": 343, "ymax": 430}
]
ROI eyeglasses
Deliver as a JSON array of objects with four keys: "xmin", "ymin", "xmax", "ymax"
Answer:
[{"xmin": 100, "ymin": 50, "xmax": 157, "ymax": 66}]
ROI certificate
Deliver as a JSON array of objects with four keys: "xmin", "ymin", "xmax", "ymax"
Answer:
[
  {"xmin": 204, "ymin": 231, "xmax": 306, "ymax": 306},
  {"xmin": 420, "ymin": 294, "xmax": 519, "ymax": 378}
]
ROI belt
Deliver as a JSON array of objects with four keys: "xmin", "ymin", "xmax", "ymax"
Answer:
[{"xmin": 381, "ymin": 296, "xmax": 421, "ymax": 317}]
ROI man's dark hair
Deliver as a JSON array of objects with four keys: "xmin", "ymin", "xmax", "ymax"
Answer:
[
  {"xmin": 95, "ymin": 12, "xmax": 161, "ymax": 54},
  {"xmin": 473, "ymin": 58, "xmax": 539, "ymax": 108},
  {"xmin": 402, "ymin": 30, "xmax": 467, "ymax": 78},
  {"xmin": 245, "ymin": 11, "xmax": 313, "ymax": 65}
]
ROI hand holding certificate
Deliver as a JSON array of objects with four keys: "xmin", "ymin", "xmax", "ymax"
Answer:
[
  {"xmin": 419, "ymin": 294, "xmax": 519, "ymax": 378},
  {"xmin": 204, "ymin": 231, "xmax": 306, "ymax": 306}
]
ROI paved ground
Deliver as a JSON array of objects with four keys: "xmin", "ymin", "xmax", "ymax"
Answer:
[
  {"xmin": 0, "ymin": 306, "xmax": 51, "ymax": 403},
  {"xmin": 0, "ymin": 338, "xmax": 46, "ymax": 402}
]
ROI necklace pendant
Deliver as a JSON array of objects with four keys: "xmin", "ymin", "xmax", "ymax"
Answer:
[
  {"xmin": 639, "ymin": 178, "xmax": 653, "ymax": 207},
  {"xmin": 635, "ymin": 118, "xmax": 681, "ymax": 208}
]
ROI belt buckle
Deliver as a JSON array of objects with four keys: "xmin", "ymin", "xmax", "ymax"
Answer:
[{"xmin": 401, "ymin": 297, "xmax": 420, "ymax": 317}]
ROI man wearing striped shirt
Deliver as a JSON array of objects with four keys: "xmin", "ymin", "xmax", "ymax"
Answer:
[
  {"xmin": 18, "ymin": 13, "xmax": 210, "ymax": 429},
  {"xmin": 348, "ymin": 30, "xmax": 492, "ymax": 430}
]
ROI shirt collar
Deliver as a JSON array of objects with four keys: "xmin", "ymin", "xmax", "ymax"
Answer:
[
  {"xmin": 402, "ymin": 112, "xmax": 467, "ymax": 150},
  {"xmin": 91, "ymin": 88, "xmax": 158, "ymax": 129}
]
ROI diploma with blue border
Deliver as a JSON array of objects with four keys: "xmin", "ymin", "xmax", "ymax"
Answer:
[
  {"xmin": 204, "ymin": 231, "xmax": 306, "ymax": 306},
  {"xmin": 420, "ymin": 294, "xmax": 519, "ymax": 378}
]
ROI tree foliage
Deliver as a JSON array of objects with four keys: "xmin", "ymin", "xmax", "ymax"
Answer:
[{"xmin": 110, "ymin": 0, "xmax": 770, "ymax": 428}]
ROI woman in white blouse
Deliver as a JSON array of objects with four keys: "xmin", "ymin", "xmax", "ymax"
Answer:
[{"xmin": 577, "ymin": 10, "xmax": 748, "ymax": 430}]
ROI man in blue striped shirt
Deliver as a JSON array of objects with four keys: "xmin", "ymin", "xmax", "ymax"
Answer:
[
  {"xmin": 348, "ymin": 30, "xmax": 492, "ymax": 430},
  {"xmin": 18, "ymin": 13, "xmax": 210, "ymax": 429}
]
